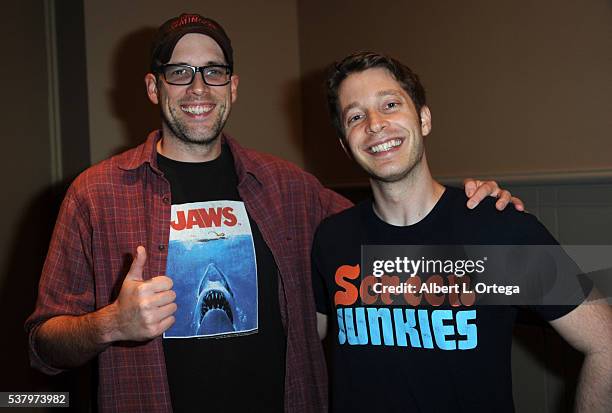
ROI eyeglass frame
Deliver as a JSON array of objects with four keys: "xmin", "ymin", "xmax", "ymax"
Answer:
[{"xmin": 155, "ymin": 63, "xmax": 233, "ymax": 86}]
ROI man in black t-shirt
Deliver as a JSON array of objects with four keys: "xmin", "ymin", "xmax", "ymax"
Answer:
[
  {"xmin": 26, "ymin": 14, "xmax": 527, "ymax": 413},
  {"xmin": 313, "ymin": 51, "xmax": 612, "ymax": 412}
]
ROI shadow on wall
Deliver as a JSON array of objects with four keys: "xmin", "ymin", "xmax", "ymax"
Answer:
[
  {"xmin": 299, "ymin": 66, "xmax": 367, "ymax": 186},
  {"xmin": 0, "ymin": 180, "xmax": 92, "ymax": 412},
  {"xmin": 109, "ymin": 26, "xmax": 160, "ymax": 154}
]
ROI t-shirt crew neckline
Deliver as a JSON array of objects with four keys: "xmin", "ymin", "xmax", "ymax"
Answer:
[
  {"xmin": 157, "ymin": 146, "xmax": 227, "ymax": 169},
  {"xmin": 365, "ymin": 185, "xmax": 450, "ymax": 231}
]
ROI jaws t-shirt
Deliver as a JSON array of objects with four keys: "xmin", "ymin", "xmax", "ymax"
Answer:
[{"xmin": 158, "ymin": 145, "xmax": 285, "ymax": 412}]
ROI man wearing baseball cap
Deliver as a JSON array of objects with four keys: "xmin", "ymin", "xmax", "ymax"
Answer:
[{"xmin": 25, "ymin": 13, "xmax": 521, "ymax": 412}]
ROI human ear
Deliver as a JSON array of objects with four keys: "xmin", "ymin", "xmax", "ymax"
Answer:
[
  {"xmin": 230, "ymin": 74, "xmax": 239, "ymax": 103},
  {"xmin": 420, "ymin": 105, "xmax": 432, "ymax": 136},
  {"xmin": 145, "ymin": 73, "xmax": 159, "ymax": 105}
]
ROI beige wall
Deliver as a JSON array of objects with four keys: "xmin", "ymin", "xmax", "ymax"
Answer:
[
  {"xmin": 84, "ymin": 0, "xmax": 304, "ymax": 166},
  {"xmin": 297, "ymin": 0, "xmax": 612, "ymax": 186}
]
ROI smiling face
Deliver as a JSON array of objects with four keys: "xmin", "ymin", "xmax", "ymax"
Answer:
[
  {"xmin": 338, "ymin": 67, "xmax": 431, "ymax": 183},
  {"xmin": 145, "ymin": 33, "xmax": 238, "ymax": 158}
]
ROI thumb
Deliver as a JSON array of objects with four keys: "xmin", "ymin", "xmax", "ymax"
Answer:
[{"xmin": 126, "ymin": 246, "xmax": 147, "ymax": 281}]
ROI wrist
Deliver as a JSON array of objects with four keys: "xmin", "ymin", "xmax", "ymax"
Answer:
[{"xmin": 93, "ymin": 302, "xmax": 122, "ymax": 344}]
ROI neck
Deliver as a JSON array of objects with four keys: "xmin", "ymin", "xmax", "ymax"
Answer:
[
  {"xmin": 370, "ymin": 156, "xmax": 444, "ymax": 226},
  {"xmin": 157, "ymin": 129, "xmax": 222, "ymax": 162}
]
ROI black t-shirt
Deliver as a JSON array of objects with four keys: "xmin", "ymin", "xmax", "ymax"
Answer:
[
  {"xmin": 312, "ymin": 186, "xmax": 589, "ymax": 413},
  {"xmin": 158, "ymin": 145, "xmax": 286, "ymax": 412}
]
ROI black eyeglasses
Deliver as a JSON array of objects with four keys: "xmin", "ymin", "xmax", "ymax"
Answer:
[{"xmin": 158, "ymin": 64, "xmax": 232, "ymax": 86}]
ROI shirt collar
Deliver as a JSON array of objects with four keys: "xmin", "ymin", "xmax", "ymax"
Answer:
[
  {"xmin": 117, "ymin": 130, "xmax": 161, "ymax": 172},
  {"xmin": 223, "ymin": 134, "xmax": 263, "ymax": 186},
  {"xmin": 116, "ymin": 130, "xmax": 263, "ymax": 186}
]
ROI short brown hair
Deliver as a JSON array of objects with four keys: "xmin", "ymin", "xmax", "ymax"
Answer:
[{"xmin": 326, "ymin": 51, "xmax": 426, "ymax": 139}]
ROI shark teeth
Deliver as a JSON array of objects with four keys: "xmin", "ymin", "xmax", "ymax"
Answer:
[
  {"xmin": 201, "ymin": 290, "xmax": 233, "ymax": 323},
  {"xmin": 370, "ymin": 139, "xmax": 402, "ymax": 153},
  {"xmin": 181, "ymin": 105, "xmax": 213, "ymax": 115}
]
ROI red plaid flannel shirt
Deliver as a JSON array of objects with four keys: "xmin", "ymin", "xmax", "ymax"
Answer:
[{"xmin": 25, "ymin": 130, "xmax": 351, "ymax": 412}]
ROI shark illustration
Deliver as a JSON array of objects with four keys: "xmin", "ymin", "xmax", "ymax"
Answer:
[{"xmin": 193, "ymin": 262, "xmax": 237, "ymax": 335}]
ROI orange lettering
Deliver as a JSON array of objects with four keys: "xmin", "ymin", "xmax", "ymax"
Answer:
[
  {"xmin": 334, "ymin": 265, "xmax": 360, "ymax": 306},
  {"xmin": 359, "ymin": 275, "xmax": 379, "ymax": 305},
  {"xmin": 403, "ymin": 276, "xmax": 422, "ymax": 306},
  {"xmin": 380, "ymin": 275, "xmax": 400, "ymax": 305},
  {"xmin": 424, "ymin": 275, "xmax": 445, "ymax": 307},
  {"xmin": 459, "ymin": 275, "xmax": 475, "ymax": 307}
]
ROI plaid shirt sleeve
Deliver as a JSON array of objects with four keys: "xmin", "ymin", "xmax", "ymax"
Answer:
[
  {"xmin": 25, "ymin": 183, "xmax": 96, "ymax": 374},
  {"xmin": 24, "ymin": 132, "xmax": 174, "ymax": 412}
]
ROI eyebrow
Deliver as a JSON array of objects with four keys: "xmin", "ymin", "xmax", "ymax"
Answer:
[
  {"xmin": 341, "ymin": 89, "xmax": 403, "ymax": 120},
  {"xmin": 341, "ymin": 102, "xmax": 360, "ymax": 121},
  {"xmin": 168, "ymin": 60, "xmax": 227, "ymax": 66},
  {"xmin": 376, "ymin": 89, "xmax": 403, "ymax": 99}
]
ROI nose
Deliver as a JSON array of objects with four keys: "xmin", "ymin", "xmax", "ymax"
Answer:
[
  {"xmin": 366, "ymin": 111, "xmax": 388, "ymax": 134},
  {"xmin": 187, "ymin": 71, "xmax": 210, "ymax": 95}
]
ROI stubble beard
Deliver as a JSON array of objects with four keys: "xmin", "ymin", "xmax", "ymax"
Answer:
[{"xmin": 161, "ymin": 103, "xmax": 227, "ymax": 147}]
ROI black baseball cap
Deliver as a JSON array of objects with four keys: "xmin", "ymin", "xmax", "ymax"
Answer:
[{"xmin": 150, "ymin": 13, "xmax": 233, "ymax": 72}]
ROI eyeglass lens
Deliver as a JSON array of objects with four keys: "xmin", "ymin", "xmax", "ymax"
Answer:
[{"xmin": 163, "ymin": 65, "xmax": 230, "ymax": 86}]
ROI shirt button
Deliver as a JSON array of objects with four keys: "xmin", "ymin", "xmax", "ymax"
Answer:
[
  {"xmin": 162, "ymin": 196, "xmax": 170, "ymax": 204},
  {"xmin": 158, "ymin": 244, "xmax": 166, "ymax": 251}
]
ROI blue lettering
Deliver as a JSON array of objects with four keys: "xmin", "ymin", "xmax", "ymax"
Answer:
[
  {"xmin": 431, "ymin": 310, "xmax": 456, "ymax": 350},
  {"xmin": 456, "ymin": 310, "xmax": 478, "ymax": 350},
  {"xmin": 417, "ymin": 309, "xmax": 435, "ymax": 349},
  {"xmin": 345, "ymin": 308, "xmax": 369, "ymax": 345},
  {"xmin": 337, "ymin": 308, "xmax": 346, "ymax": 345},
  {"xmin": 392, "ymin": 308, "xmax": 421, "ymax": 347},
  {"xmin": 367, "ymin": 308, "xmax": 395, "ymax": 345}
]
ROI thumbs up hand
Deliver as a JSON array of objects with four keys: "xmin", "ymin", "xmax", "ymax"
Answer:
[
  {"xmin": 109, "ymin": 246, "xmax": 177, "ymax": 342},
  {"xmin": 124, "ymin": 244, "xmax": 147, "ymax": 282}
]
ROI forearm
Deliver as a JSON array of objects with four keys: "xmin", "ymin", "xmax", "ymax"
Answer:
[
  {"xmin": 575, "ymin": 350, "xmax": 612, "ymax": 413},
  {"xmin": 34, "ymin": 303, "xmax": 120, "ymax": 369}
]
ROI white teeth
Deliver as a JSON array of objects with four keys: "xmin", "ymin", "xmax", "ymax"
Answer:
[
  {"xmin": 370, "ymin": 139, "xmax": 402, "ymax": 153},
  {"xmin": 182, "ymin": 105, "xmax": 213, "ymax": 115}
]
